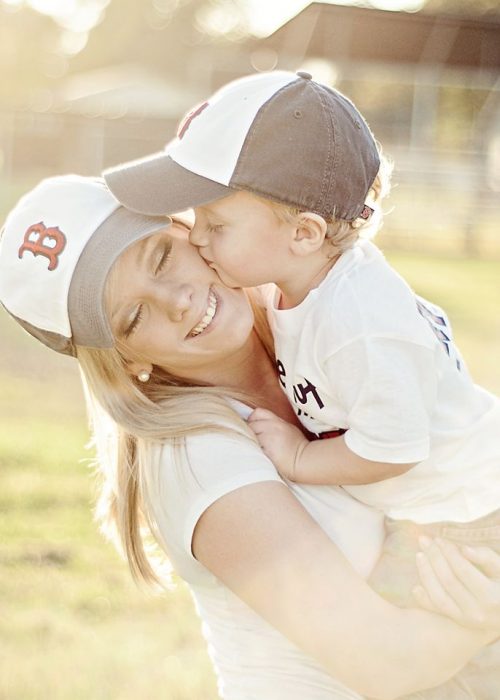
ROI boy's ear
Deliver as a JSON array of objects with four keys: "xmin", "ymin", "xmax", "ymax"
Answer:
[{"xmin": 290, "ymin": 212, "xmax": 328, "ymax": 255}]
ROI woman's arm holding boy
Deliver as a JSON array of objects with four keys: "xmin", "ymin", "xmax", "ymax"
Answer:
[{"xmin": 192, "ymin": 479, "xmax": 499, "ymax": 700}]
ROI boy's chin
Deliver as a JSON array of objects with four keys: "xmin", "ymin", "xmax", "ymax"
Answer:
[{"xmin": 214, "ymin": 268, "xmax": 245, "ymax": 289}]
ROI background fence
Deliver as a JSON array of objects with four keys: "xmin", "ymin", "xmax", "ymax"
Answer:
[{"xmin": 2, "ymin": 108, "xmax": 499, "ymax": 258}]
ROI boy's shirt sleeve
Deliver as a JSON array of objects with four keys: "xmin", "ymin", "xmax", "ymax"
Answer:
[
  {"xmin": 318, "ymin": 269, "xmax": 450, "ymax": 465},
  {"xmin": 324, "ymin": 334, "xmax": 437, "ymax": 464}
]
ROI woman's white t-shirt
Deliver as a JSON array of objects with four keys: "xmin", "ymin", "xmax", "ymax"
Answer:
[{"xmin": 146, "ymin": 404, "xmax": 384, "ymax": 700}]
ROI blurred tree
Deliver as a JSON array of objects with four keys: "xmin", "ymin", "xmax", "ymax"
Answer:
[
  {"xmin": 0, "ymin": 0, "xmax": 254, "ymax": 108},
  {"xmin": 69, "ymin": 0, "xmax": 251, "ymax": 79},
  {"xmin": 0, "ymin": 3, "xmax": 63, "ymax": 107}
]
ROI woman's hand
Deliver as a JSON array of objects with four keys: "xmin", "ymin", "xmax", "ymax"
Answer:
[
  {"xmin": 413, "ymin": 537, "xmax": 500, "ymax": 632},
  {"xmin": 248, "ymin": 407, "xmax": 309, "ymax": 480}
]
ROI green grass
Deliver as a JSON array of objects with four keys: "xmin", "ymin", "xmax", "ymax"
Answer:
[
  {"xmin": 0, "ymin": 316, "xmax": 218, "ymax": 699},
  {"xmin": 1, "ymin": 250, "xmax": 499, "ymax": 699},
  {"xmin": 386, "ymin": 252, "xmax": 500, "ymax": 394}
]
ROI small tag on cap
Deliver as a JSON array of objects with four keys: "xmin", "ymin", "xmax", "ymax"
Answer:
[
  {"xmin": 296, "ymin": 71, "xmax": 312, "ymax": 80},
  {"xmin": 359, "ymin": 205, "xmax": 374, "ymax": 220}
]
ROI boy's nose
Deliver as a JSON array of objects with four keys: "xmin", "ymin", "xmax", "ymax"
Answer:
[{"xmin": 189, "ymin": 224, "xmax": 209, "ymax": 248}]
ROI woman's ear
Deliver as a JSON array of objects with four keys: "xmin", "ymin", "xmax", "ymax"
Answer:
[{"xmin": 290, "ymin": 212, "xmax": 328, "ymax": 256}]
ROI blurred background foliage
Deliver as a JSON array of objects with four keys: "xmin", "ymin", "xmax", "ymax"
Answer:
[
  {"xmin": 1, "ymin": 0, "xmax": 500, "ymax": 253},
  {"xmin": 1, "ymin": 1, "xmax": 500, "ymax": 698}
]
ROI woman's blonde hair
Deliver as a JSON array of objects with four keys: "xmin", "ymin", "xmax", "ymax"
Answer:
[
  {"xmin": 262, "ymin": 149, "xmax": 393, "ymax": 258},
  {"xmin": 77, "ymin": 288, "xmax": 273, "ymax": 589}
]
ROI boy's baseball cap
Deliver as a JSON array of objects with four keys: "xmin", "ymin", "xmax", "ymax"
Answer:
[
  {"xmin": 104, "ymin": 70, "xmax": 380, "ymax": 222},
  {"xmin": 0, "ymin": 175, "xmax": 169, "ymax": 356}
]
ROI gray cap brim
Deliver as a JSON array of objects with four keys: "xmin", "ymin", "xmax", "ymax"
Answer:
[
  {"xmin": 7, "ymin": 207, "xmax": 171, "ymax": 357},
  {"xmin": 69, "ymin": 206, "xmax": 170, "ymax": 350},
  {"xmin": 104, "ymin": 152, "xmax": 232, "ymax": 216}
]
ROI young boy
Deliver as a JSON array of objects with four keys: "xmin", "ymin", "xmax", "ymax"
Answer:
[{"xmin": 104, "ymin": 71, "xmax": 500, "ymax": 608}]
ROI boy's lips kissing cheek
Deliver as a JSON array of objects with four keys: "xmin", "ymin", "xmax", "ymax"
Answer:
[
  {"xmin": 198, "ymin": 250, "xmax": 226, "ymax": 278},
  {"xmin": 200, "ymin": 255, "xmax": 230, "ymax": 285},
  {"xmin": 198, "ymin": 246, "xmax": 241, "ymax": 287},
  {"xmin": 208, "ymin": 263, "xmax": 241, "ymax": 288}
]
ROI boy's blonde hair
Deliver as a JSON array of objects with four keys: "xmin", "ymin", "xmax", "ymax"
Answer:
[
  {"xmin": 76, "ymin": 289, "xmax": 272, "ymax": 589},
  {"xmin": 261, "ymin": 150, "xmax": 392, "ymax": 257}
]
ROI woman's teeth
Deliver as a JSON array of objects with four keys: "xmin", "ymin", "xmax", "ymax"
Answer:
[{"xmin": 189, "ymin": 290, "xmax": 218, "ymax": 337}]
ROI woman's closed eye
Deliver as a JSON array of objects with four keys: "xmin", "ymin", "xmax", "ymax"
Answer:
[{"xmin": 124, "ymin": 304, "xmax": 143, "ymax": 338}]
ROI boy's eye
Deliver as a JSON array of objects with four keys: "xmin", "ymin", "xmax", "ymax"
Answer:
[{"xmin": 207, "ymin": 223, "xmax": 223, "ymax": 234}]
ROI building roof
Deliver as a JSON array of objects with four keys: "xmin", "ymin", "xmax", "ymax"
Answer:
[
  {"xmin": 261, "ymin": 2, "xmax": 500, "ymax": 72},
  {"xmin": 54, "ymin": 65, "xmax": 200, "ymax": 118}
]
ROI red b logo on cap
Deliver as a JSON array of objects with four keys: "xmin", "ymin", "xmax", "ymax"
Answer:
[
  {"xmin": 18, "ymin": 222, "xmax": 67, "ymax": 271},
  {"xmin": 177, "ymin": 101, "xmax": 209, "ymax": 139}
]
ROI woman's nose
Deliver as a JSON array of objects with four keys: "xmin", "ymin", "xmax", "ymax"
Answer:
[{"xmin": 159, "ymin": 281, "xmax": 193, "ymax": 321}]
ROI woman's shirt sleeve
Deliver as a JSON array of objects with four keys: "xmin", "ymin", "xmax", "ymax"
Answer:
[{"xmin": 148, "ymin": 430, "xmax": 283, "ymax": 584}]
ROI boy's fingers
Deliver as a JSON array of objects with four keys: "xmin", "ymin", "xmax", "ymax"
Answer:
[
  {"xmin": 248, "ymin": 417, "xmax": 280, "ymax": 431},
  {"xmin": 249, "ymin": 407, "xmax": 279, "ymax": 421},
  {"xmin": 248, "ymin": 420, "xmax": 269, "ymax": 435}
]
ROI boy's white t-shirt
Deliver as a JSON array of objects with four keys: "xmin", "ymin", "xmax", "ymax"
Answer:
[
  {"xmin": 266, "ymin": 239, "xmax": 500, "ymax": 524},
  {"xmin": 145, "ymin": 408, "xmax": 384, "ymax": 700}
]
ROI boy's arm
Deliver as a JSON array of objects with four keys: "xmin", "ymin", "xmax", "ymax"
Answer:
[
  {"xmin": 294, "ymin": 431, "xmax": 416, "ymax": 484},
  {"xmin": 248, "ymin": 407, "xmax": 416, "ymax": 484}
]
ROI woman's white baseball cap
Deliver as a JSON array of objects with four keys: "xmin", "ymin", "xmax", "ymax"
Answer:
[
  {"xmin": 0, "ymin": 175, "xmax": 170, "ymax": 356},
  {"xmin": 104, "ymin": 70, "xmax": 380, "ymax": 223}
]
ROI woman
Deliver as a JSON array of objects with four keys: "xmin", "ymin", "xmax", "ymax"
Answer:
[{"xmin": 1, "ymin": 175, "xmax": 499, "ymax": 700}]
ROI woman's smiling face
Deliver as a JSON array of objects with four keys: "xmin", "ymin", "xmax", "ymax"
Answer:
[{"xmin": 105, "ymin": 221, "xmax": 255, "ymax": 382}]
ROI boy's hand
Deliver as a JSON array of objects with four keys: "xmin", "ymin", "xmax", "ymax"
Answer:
[{"xmin": 248, "ymin": 407, "xmax": 309, "ymax": 480}]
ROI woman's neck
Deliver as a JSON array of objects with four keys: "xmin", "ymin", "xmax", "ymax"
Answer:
[
  {"xmin": 179, "ymin": 329, "xmax": 300, "ymax": 427},
  {"xmin": 234, "ymin": 331, "xmax": 301, "ymax": 427}
]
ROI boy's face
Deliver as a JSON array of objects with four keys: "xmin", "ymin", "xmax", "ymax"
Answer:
[{"xmin": 190, "ymin": 191, "xmax": 293, "ymax": 288}]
